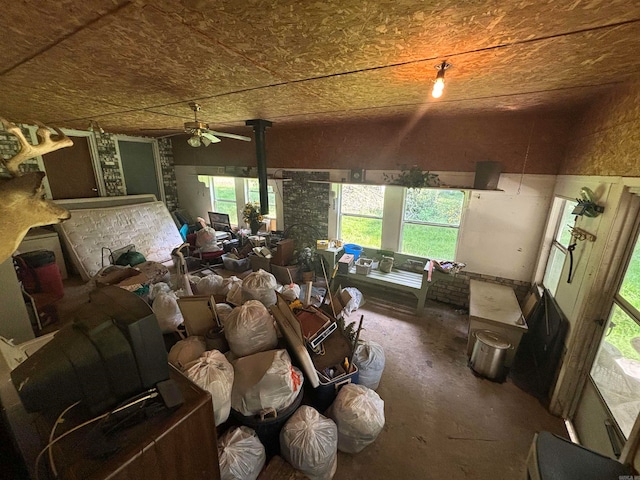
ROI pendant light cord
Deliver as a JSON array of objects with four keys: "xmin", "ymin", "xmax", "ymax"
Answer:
[{"xmin": 518, "ymin": 121, "xmax": 535, "ymax": 195}]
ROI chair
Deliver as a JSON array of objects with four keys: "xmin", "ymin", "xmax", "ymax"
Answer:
[{"xmin": 526, "ymin": 431, "xmax": 633, "ymax": 479}]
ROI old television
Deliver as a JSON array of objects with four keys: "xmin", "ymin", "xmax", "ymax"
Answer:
[{"xmin": 11, "ymin": 287, "xmax": 171, "ymax": 416}]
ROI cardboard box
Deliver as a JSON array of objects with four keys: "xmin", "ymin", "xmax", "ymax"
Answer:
[
  {"xmin": 95, "ymin": 267, "xmax": 148, "ymax": 289},
  {"xmin": 177, "ymin": 295, "xmax": 218, "ymax": 336},
  {"xmin": 249, "ymin": 253, "xmax": 271, "ymax": 272},
  {"xmin": 271, "ymin": 264, "xmax": 300, "ymax": 284},
  {"xmin": 271, "ymin": 238, "xmax": 294, "ymax": 266},
  {"xmin": 337, "ymin": 253, "xmax": 354, "ymax": 274}
]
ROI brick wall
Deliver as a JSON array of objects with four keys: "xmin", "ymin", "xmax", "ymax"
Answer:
[
  {"xmin": 0, "ymin": 123, "xmax": 40, "ymax": 175},
  {"xmin": 158, "ymin": 138, "xmax": 179, "ymax": 211},
  {"xmin": 282, "ymin": 171, "xmax": 330, "ymax": 238},
  {"xmin": 94, "ymin": 131, "xmax": 126, "ymax": 196},
  {"xmin": 428, "ymin": 271, "xmax": 530, "ymax": 308}
]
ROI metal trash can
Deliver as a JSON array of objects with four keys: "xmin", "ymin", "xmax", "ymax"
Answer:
[{"xmin": 469, "ymin": 330, "xmax": 512, "ymax": 380}]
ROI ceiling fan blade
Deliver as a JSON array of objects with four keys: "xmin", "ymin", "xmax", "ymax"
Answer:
[
  {"xmin": 201, "ymin": 131, "xmax": 221, "ymax": 144},
  {"xmin": 206, "ymin": 130, "xmax": 251, "ymax": 142},
  {"xmin": 201, "ymin": 136, "xmax": 212, "ymax": 147}
]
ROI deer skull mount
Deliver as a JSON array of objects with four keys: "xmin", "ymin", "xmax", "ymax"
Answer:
[{"xmin": 0, "ymin": 118, "xmax": 73, "ymax": 264}]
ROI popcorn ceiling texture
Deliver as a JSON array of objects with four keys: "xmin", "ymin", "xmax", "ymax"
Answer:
[{"xmin": 561, "ymin": 81, "xmax": 640, "ymax": 176}]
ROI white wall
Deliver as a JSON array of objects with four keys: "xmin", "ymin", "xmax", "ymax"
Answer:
[
  {"xmin": 456, "ymin": 174, "xmax": 556, "ymax": 282},
  {"xmin": 174, "ymin": 165, "xmax": 214, "ymax": 221}
]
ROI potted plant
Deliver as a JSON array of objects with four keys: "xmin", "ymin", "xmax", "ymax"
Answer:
[
  {"xmin": 298, "ymin": 246, "xmax": 317, "ymax": 282},
  {"xmin": 242, "ymin": 202, "xmax": 263, "ymax": 234}
]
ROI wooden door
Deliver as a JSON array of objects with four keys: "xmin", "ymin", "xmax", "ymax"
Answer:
[{"xmin": 42, "ymin": 136, "xmax": 98, "ymax": 199}]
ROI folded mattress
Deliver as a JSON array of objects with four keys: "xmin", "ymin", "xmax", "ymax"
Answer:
[{"xmin": 56, "ymin": 201, "xmax": 183, "ymax": 281}]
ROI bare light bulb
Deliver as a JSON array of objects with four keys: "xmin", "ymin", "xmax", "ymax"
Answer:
[{"xmin": 432, "ymin": 80, "xmax": 444, "ymax": 98}]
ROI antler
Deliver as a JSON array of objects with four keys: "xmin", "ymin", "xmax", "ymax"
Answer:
[{"xmin": 0, "ymin": 117, "xmax": 73, "ymax": 176}]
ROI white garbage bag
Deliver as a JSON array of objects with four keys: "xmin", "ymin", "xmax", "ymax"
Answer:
[
  {"xmin": 281, "ymin": 283, "xmax": 301, "ymax": 301},
  {"xmin": 280, "ymin": 406, "xmax": 338, "ymax": 480},
  {"xmin": 343, "ymin": 287, "xmax": 364, "ymax": 316},
  {"xmin": 148, "ymin": 282, "xmax": 171, "ymax": 302},
  {"xmin": 152, "ymin": 291, "xmax": 183, "ymax": 333},
  {"xmin": 353, "ymin": 340, "xmax": 385, "ymax": 390},
  {"xmin": 225, "ymin": 300, "xmax": 277, "ymax": 357},
  {"xmin": 185, "ymin": 350, "xmax": 235, "ymax": 426},
  {"xmin": 218, "ymin": 426, "xmax": 266, "ymax": 480},
  {"xmin": 327, "ymin": 384, "xmax": 385, "ymax": 453},
  {"xmin": 196, "ymin": 273, "xmax": 225, "ymax": 295},
  {"xmin": 242, "ymin": 269, "xmax": 278, "ymax": 307},
  {"xmin": 168, "ymin": 336, "xmax": 207, "ymax": 370},
  {"xmin": 226, "ymin": 280, "xmax": 244, "ymax": 306},
  {"xmin": 196, "ymin": 226, "xmax": 222, "ymax": 253},
  {"xmin": 231, "ymin": 349, "xmax": 304, "ymax": 416},
  {"xmin": 216, "ymin": 303, "xmax": 234, "ymax": 326}
]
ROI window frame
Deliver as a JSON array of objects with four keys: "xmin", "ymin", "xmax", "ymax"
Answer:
[{"xmin": 336, "ymin": 184, "xmax": 466, "ymax": 258}]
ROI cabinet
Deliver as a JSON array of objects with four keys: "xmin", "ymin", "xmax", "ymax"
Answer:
[
  {"xmin": 52, "ymin": 369, "xmax": 220, "ymax": 480},
  {"xmin": 18, "ymin": 227, "xmax": 67, "ymax": 279},
  {"xmin": 467, "ymin": 280, "xmax": 527, "ymax": 367}
]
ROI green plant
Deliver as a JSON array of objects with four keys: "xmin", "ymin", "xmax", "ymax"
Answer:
[
  {"xmin": 384, "ymin": 166, "xmax": 441, "ymax": 188},
  {"xmin": 297, "ymin": 246, "xmax": 317, "ymax": 272}
]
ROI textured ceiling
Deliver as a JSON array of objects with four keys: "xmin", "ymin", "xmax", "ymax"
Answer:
[{"xmin": 1, "ymin": 0, "xmax": 639, "ymax": 136}]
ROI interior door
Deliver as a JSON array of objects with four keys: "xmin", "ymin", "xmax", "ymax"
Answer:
[
  {"xmin": 41, "ymin": 136, "xmax": 98, "ymax": 199},
  {"xmin": 118, "ymin": 140, "xmax": 162, "ymax": 201}
]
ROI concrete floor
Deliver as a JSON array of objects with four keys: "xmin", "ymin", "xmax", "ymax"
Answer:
[
  {"xmin": 333, "ymin": 297, "xmax": 566, "ymax": 480},
  {"xmin": 36, "ymin": 275, "xmax": 567, "ymax": 479}
]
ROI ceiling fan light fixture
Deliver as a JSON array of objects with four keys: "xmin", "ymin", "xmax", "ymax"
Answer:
[
  {"xmin": 187, "ymin": 134, "xmax": 201, "ymax": 147},
  {"xmin": 432, "ymin": 61, "xmax": 451, "ymax": 99}
]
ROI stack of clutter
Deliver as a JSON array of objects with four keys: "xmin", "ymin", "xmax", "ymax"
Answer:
[{"xmin": 153, "ymin": 249, "xmax": 387, "ymax": 478}]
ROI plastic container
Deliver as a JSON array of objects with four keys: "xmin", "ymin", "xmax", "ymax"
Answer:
[
  {"xmin": 354, "ymin": 258, "xmax": 372, "ymax": 275},
  {"xmin": 312, "ymin": 364, "xmax": 359, "ymax": 413},
  {"xmin": 222, "ymin": 254, "xmax": 251, "ymax": 272},
  {"xmin": 343, "ymin": 244, "xmax": 363, "ymax": 260},
  {"xmin": 230, "ymin": 388, "xmax": 304, "ymax": 457}
]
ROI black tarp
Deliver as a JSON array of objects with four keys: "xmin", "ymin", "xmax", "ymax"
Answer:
[{"xmin": 510, "ymin": 289, "xmax": 569, "ymax": 405}]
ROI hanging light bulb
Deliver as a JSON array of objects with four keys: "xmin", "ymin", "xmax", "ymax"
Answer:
[
  {"xmin": 432, "ymin": 61, "xmax": 451, "ymax": 99},
  {"xmin": 187, "ymin": 134, "xmax": 201, "ymax": 147}
]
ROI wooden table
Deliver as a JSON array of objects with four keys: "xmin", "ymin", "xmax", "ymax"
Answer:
[{"xmin": 467, "ymin": 279, "xmax": 528, "ymax": 367}]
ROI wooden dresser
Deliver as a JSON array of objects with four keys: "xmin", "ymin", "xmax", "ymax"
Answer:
[{"xmin": 51, "ymin": 368, "xmax": 220, "ymax": 480}]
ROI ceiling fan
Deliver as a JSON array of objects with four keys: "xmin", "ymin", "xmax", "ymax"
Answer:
[{"xmin": 178, "ymin": 102, "xmax": 251, "ymax": 147}]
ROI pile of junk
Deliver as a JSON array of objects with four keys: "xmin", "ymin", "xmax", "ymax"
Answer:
[{"xmin": 158, "ymin": 261, "xmax": 387, "ymax": 480}]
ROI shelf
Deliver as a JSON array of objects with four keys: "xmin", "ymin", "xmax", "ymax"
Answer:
[{"xmin": 306, "ymin": 179, "xmax": 503, "ymax": 192}]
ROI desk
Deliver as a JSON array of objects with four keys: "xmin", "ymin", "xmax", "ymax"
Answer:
[{"xmin": 467, "ymin": 280, "xmax": 527, "ymax": 367}]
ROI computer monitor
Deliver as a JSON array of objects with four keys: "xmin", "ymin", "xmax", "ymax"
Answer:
[{"xmin": 208, "ymin": 212, "xmax": 231, "ymax": 231}]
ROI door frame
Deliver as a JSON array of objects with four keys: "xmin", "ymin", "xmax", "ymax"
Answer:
[
  {"xmin": 113, "ymin": 135, "xmax": 165, "ymax": 202},
  {"xmin": 29, "ymin": 126, "xmax": 105, "ymax": 198}
]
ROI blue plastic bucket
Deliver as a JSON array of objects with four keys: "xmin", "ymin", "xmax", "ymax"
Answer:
[{"xmin": 343, "ymin": 244, "xmax": 363, "ymax": 260}]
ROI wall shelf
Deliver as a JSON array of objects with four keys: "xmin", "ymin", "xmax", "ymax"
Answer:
[{"xmin": 306, "ymin": 179, "xmax": 503, "ymax": 192}]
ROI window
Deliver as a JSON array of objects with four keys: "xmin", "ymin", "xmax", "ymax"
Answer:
[
  {"xmin": 198, "ymin": 176, "xmax": 281, "ymax": 228},
  {"xmin": 339, "ymin": 184, "xmax": 384, "ymax": 249},
  {"xmin": 542, "ymin": 198, "xmax": 576, "ymax": 296},
  {"xmin": 207, "ymin": 176, "xmax": 238, "ymax": 225},
  {"xmin": 591, "ymin": 224, "xmax": 640, "ymax": 438},
  {"xmin": 337, "ymin": 185, "xmax": 464, "ymax": 257},
  {"xmin": 247, "ymin": 179, "xmax": 277, "ymax": 220},
  {"xmin": 401, "ymin": 189, "xmax": 464, "ymax": 259}
]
